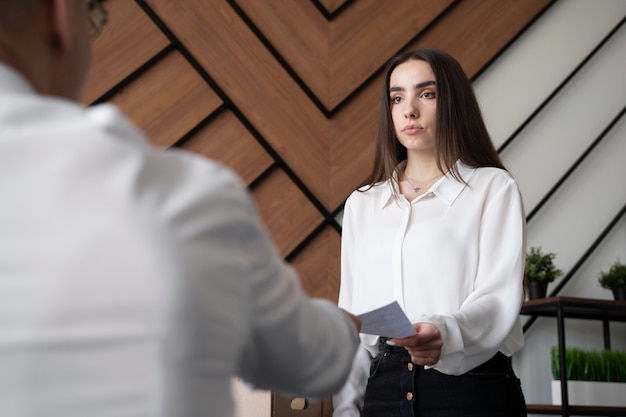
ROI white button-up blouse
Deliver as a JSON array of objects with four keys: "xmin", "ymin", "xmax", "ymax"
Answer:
[{"xmin": 338, "ymin": 162, "xmax": 526, "ymax": 376}]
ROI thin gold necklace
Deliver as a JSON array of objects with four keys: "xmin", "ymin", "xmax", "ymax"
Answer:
[{"xmin": 403, "ymin": 173, "xmax": 443, "ymax": 193}]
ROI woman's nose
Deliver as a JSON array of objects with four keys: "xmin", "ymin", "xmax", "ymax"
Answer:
[
  {"xmin": 403, "ymin": 100, "xmax": 418, "ymax": 118},
  {"xmin": 404, "ymin": 107, "xmax": 417, "ymax": 119}
]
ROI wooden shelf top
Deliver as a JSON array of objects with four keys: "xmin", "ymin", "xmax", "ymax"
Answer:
[
  {"xmin": 527, "ymin": 403, "xmax": 626, "ymax": 416},
  {"xmin": 521, "ymin": 296, "xmax": 626, "ymax": 321}
]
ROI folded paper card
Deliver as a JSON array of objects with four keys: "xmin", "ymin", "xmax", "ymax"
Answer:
[{"xmin": 357, "ymin": 301, "xmax": 417, "ymax": 338}]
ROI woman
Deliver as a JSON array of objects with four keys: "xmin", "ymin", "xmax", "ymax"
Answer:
[{"xmin": 333, "ymin": 48, "xmax": 527, "ymax": 417}]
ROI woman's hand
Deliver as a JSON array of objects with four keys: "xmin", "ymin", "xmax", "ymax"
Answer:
[{"xmin": 387, "ymin": 322, "xmax": 442, "ymax": 366}]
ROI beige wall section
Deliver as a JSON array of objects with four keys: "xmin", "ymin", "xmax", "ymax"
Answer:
[
  {"xmin": 82, "ymin": 1, "xmax": 555, "ymax": 416},
  {"xmin": 232, "ymin": 379, "xmax": 271, "ymax": 417}
]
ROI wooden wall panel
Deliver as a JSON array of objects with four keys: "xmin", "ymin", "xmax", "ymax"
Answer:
[
  {"xmin": 83, "ymin": 0, "xmax": 169, "ymax": 104},
  {"xmin": 237, "ymin": 0, "xmax": 454, "ymax": 110},
  {"xmin": 290, "ymin": 227, "xmax": 337, "ymax": 300},
  {"xmin": 329, "ymin": 78, "xmax": 381, "ymax": 208},
  {"xmin": 180, "ymin": 110, "xmax": 273, "ymax": 186},
  {"xmin": 109, "ymin": 50, "xmax": 222, "ymax": 148},
  {"xmin": 233, "ymin": 2, "xmax": 329, "ymax": 105},
  {"xmin": 327, "ymin": 0, "xmax": 454, "ymax": 109},
  {"xmin": 251, "ymin": 169, "xmax": 323, "ymax": 257},
  {"xmin": 144, "ymin": 0, "xmax": 331, "ymax": 206},
  {"xmin": 83, "ymin": 1, "xmax": 555, "ymax": 413},
  {"xmin": 317, "ymin": 0, "xmax": 351, "ymax": 15}
]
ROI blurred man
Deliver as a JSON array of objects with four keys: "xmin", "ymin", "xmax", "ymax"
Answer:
[{"xmin": 0, "ymin": 1, "xmax": 360, "ymax": 416}]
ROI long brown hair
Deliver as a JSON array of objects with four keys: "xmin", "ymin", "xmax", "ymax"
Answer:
[{"xmin": 363, "ymin": 48, "xmax": 505, "ymax": 188}]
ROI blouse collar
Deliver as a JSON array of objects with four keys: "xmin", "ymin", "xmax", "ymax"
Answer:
[{"xmin": 380, "ymin": 160, "xmax": 476, "ymax": 208}]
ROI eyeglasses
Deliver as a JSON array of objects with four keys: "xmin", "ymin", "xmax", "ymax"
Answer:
[{"xmin": 87, "ymin": 0, "xmax": 108, "ymax": 37}]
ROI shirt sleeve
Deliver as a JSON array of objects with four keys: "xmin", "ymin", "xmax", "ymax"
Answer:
[
  {"xmin": 424, "ymin": 175, "xmax": 526, "ymax": 375},
  {"xmin": 159, "ymin": 152, "xmax": 360, "ymax": 402},
  {"xmin": 332, "ymin": 194, "xmax": 374, "ymax": 416},
  {"xmin": 332, "ymin": 345, "xmax": 371, "ymax": 417},
  {"xmin": 229, "ymin": 176, "xmax": 360, "ymax": 399}
]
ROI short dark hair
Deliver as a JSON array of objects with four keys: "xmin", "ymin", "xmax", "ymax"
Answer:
[
  {"xmin": 363, "ymin": 48, "xmax": 505, "ymax": 189},
  {"xmin": 0, "ymin": 0, "xmax": 39, "ymax": 35}
]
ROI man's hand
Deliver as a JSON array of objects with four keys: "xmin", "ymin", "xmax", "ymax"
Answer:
[
  {"xmin": 340, "ymin": 309, "xmax": 362, "ymax": 332},
  {"xmin": 387, "ymin": 322, "xmax": 442, "ymax": 366}
]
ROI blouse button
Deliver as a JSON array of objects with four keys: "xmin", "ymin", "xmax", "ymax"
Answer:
[
  {"xmin": 406, "ymin": 392, "xmax": 414, "ymax": 401},
  {"xmin": 407, "ymin": 363, "xmax": 414, "ymax": 371}
]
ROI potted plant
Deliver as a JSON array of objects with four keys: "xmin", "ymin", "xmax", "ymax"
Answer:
[
  {"xmin": 525, "ymin": 246, "xmax": 562, "ymax": 300},
  {"xmin": 597, "ymin": 259, "xmax": 626, "ymax": 301},
  {"xmin": 550, "ymin": 346, "xmax": 626, "ymax": 406}
]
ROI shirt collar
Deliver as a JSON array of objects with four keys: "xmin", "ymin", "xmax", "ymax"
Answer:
[
  {"xmin": 434, "ymin": 162, "xmax": 475, "ymax": 206},
  {"xmin": 0, "ymin": 62, "xmax": 37, "ymax": 95},
  {"xmin": 379, "ymin": 160, "xmax": 476, "ymax": 208}
]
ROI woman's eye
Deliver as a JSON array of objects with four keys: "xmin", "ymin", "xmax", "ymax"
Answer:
[
  {"xmin": 391, "ymin": 96, "xmax": 403, "ymax": 104},
  {"xmin": 421, "ymin": 91, "xmax": 435, "ymax": 99}
]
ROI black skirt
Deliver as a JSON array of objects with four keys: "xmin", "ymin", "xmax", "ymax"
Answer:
[{"xmin": 362, "ymin": 339, "xmax": 527, "ymax": 417}]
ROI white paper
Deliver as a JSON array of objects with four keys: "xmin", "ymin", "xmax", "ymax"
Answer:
[{"xmin": 357, "ymin": 301, "xmax": 417, "ymax": 338}]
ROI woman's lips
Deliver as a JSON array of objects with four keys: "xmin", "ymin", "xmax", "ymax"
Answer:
[{"xmin": 403, "ymin": 125, "xmax": 421, "ymax": 134}]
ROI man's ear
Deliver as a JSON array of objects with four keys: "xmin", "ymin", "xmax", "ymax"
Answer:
[{"xmin": 47, "ymin": 0, "xmax": 75, "ymax": 54}]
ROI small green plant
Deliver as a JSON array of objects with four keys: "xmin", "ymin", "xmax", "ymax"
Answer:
[
  {"xmin": 598, "ymin": 259, "xmax": 626, "ymax": 290},
  {"xmin": 526, "ymin": 246, "xmax": 563, "ymax": 283},
  {"xmin": 551, "ymin": 346, "xmax": 626, "ymax": 382}
]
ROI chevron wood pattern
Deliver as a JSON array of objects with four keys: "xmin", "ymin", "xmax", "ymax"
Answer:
[
  {"xmin": 83, "ymin": 0, "xmax": 554, "ymax": 298},
  {"xmin": 83, "ymin": 0, "xmax": 552, "ymax": 372},
  {"xmin": 82, "ymin": 0, "xmax": 554, "ymax": 414},
  {"xmin": 82, "ymin": 0, "xmax": 556, "ymax": 300}
]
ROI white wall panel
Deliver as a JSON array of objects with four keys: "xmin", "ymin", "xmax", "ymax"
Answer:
[
  {"xmin": 473, "ymin": 1, "xmax": 626, "ymax": 411},
  {"xmin": 525, "ymin": 115, "xmax": 626, "ymax": 276},
  {"xmin": 474, "ymin": 0, "xmax": 626, "ymax": 148},
  {"xmin": 502, "ymin": 22, "xmax": 626, "ymax": 213}
]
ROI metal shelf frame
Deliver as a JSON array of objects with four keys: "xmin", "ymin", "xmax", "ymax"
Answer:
[{"xmin": 520, "ymin": 297, "xmax": 626, "ymax": 416}]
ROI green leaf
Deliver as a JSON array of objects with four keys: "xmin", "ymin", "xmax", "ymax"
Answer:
[{"xmin": 550, "ymin": 346, "xmax": 626, "ymax": 382}]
